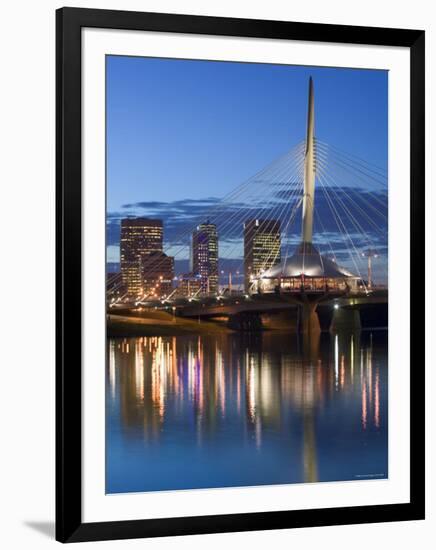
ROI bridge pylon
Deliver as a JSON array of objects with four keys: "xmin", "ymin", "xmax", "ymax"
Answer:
[{"xmin": 301, "ymin": 76, "xmax": 316, "ymax": 246}]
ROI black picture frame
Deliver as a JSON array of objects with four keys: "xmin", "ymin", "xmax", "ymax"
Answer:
[{"xmin": 56, "ymin": 7, "xmax": 425, "ymax": 543}]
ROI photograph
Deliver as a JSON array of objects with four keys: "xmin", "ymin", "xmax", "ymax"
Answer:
[
  {"xmin": 105, "ymin": 56, "xmax": 389, "ymax": 495},
  {"xmin": 0, "ymin": 1, "xmax": 429, "ymax": 547}
]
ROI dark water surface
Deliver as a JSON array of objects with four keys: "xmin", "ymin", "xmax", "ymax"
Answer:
[{"xmin": 106, "ymin": 330, "xmax": 388, "ymax": 494}]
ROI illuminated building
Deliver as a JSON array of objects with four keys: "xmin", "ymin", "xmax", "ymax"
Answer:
[
  {"xmin": 191, "ymin": 222, "xmax": 218, "ymax": 295},
  {"xmin": 141, "ymin": 251, "xmax": 174, "ymax": 298},
  {"xmin": 120, "ymin": 218, "xmax": 170, "ymax": 297},
  {"xmin": 243, "ymin": 218, "xmax": 281, "ymax": 292},
  {"xmin": 175, "ymin": 273, "xmax": 202, "ymax": 298}
]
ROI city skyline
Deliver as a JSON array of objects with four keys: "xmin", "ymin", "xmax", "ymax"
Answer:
[
  {"xmin": 106, "ymin": 56, "xmax": 388, "ymax": 282},
  {"xmin": 111, "ymin": 214, "xmax": 288, "ymax": 300}
]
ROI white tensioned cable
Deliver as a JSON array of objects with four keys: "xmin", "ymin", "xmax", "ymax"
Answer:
[
  {"xmin": 313, "ymin": 202, "xmax": 338, "ymax": 262},
  {"xmin": 232, "ymin": 190, "xmax": 304, "ymax": 281},
  {"xmin": 316, "ymin": 170, "xmax": 368, "ymax": 293},
  {"xmin": 106, "ymin": 271, "xmax": 123, "ymax": 285},
  {"xmin": 220, "ymin": 164, "xmax": 302, "ymax": 278},
  {"xmin": 315, "ymin": 181, "xmax": 361, "ymax": 284},
  {"xmin": 232, "ymin": 188, "xmax": 300, "ymax": 280},
  {"xmin": 210, "ymin": 143, "xmax": 305, "ymax": 247},
  {"xmin": 159, "ymin": 142, "xmax": 306, "ymax": 266},
  {"xmin": 213, "ymin": 153, "xmax": 305, "ymax": 266},
  {"xmin": 231, "ymin": 168, "xmax": 305, "ymax": 277},
  {"xmin": 315, "ymin": 158, "xmax": 387, "ymax": 240},
  {"xmin": 316, "ymin": 162, "xmax": 387, "ymax": 282},
  {"xmin": 317, "ymin": 179, "xmax": 368, "ymax": 294},
  {"xmin": 315, "ymin": 156, "xmax": 388, "ymax": 219},
  {"xmin": 319, "ymin": 152, "xmax": 388, "ymax": 199},
  {"xmin": 280, "ymin": 180, "xmax": 306, "ymax": 268},
  {"xmin": 196, "ymin": 140, "xmax": 306, "ymax": 218},
  {"xmin": 317, "ymin": 142, "xmax": 387, "ymax": 201},
  {"xmin": 315, "ymin": 148, "xmax": 387, "ymax": 228},
  {"xmin": 113, "ymin": 141, "xmax": 306, "ymax": 296},
  {"xmin": 221, "ymin": 155, "xmax": 305, "ymax": 269},
  {"xmin": 316, "ymin": 165, "xmax": 367, "ymax": 254},
  {"xmin": 106, "ymin": 277, "xmax": 127, "ymax": 293},
  {"xmin": 221, "ymin": 185, "xmax": 300, "ymax": 269},
  {"xmin": 260, "ymin": 192, "xmax": 304, "ymax": 275},
  {"xmin": 316, "ymin": 144, "xmax": 388, "ymax": 194},
  {"xmin": 254, "ymin": 164, "xmax": 305, "ymax": 273},
  {"xmin": 316, "ymin": 158, "xmax": 376, "ymax": 250},
  {"xmin": 219, "ymin": 152, "xmax": 305, "ymax": 256},
  {"xmin": 317, "ymin": 182, "xmax": 374, "ymax": 260},
  {"xmin": 281, "ymin": 216, "xmax": 299, "ymax": 269},
  {"xmin": 319, "ymin": 153, "xmax": 387, "ymax": 217},
  {"xmin": 114, "ymin": 142, "xmax": 306, "ymax": 278},
  {"xmin": 166, "ymin": 141, "xmax": 306, "ymax": 249},
  {"xmin": 156, "ymin": 155, "xmax": 307, "ymax": 287},
  {"xmin": 316, "ymin": 138, "xmax": 387, "ymax": 178},
  {"xmin": 315, "ymin": 141, "xmax": 388, "ymax": 196},
  {"xmin": 107, "ymin": 257, "xmax": 143, "ymax": 287},
  {"xmin": 315, "ymin": 139, "xmax": 387, "ymax": 188},
  {"xmin": 114, "ymin": 290, "xmax": 130, "ymax": 304},
  {"xmin": 315, "ymin": 146, "xmax": 387, "ymax": 219},
  {"xmin": 111, "ymin": 142, "xmax": 305, "ymax": 274}
]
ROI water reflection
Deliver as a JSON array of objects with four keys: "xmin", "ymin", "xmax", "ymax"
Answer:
[{"xmin": 106, "ymin": 331, "xmax": 387, "ymax": 493}]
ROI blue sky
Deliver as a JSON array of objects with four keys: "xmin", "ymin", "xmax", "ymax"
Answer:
[{"xmin": 106, "ymin": 56, "xmax": 388, "ymax": 282}]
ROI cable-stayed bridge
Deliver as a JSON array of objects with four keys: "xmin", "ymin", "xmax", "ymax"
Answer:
[{"xmin": 107, "ymin": 77, "xmax": 388, "ymax": 333}]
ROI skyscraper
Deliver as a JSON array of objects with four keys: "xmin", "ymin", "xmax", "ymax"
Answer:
[
  {"xmin": 191, "ymin": 222, "xmax": 218, "ymax": 294},
  {"xmin": 244, "ymin": 219, "xmax": 281, "ymax": 292},
  {"xmin": 120, "ymin": 218, "xmax": 168, "ymax": 297}
]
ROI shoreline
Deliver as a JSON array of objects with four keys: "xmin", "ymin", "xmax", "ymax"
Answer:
[{"xmin": 107, "ymin": 312, "xmax": 233, "ymax": 337}]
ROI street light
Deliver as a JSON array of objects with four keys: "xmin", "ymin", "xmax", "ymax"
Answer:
[{"xmin": 221, "ymin": 269, "xmax": 241, "ymax": 295}]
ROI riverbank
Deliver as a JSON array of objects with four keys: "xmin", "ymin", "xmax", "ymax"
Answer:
[{"xmin": 107, "ymin": 310, "xmax": 232, "ymax": 337}]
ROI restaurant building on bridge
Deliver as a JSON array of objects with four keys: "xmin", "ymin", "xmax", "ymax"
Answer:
[{"xmin": 250, "ymin": 242, "xmax": 360, "ymax": 294}]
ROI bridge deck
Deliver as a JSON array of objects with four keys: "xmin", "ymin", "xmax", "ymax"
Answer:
[{"xmin": 176, "ymin": 290, "xmax": 388, "ymax": 318}]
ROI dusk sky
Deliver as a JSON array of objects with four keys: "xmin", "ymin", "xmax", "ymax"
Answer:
[{"xmin": 106, "ymin": 55, "xmax": 388, "ymax": 281}]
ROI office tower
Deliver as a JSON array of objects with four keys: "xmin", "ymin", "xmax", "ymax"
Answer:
[
  {"xmin": 191, "ymin": 222, "xmax": 218, "ymax": 294},
  {"xmin": 120, "ymin": 218, "xmax": 163, "ymax": 297},
  {"xmin": 243, "ymin": 218, "xmax": 281, "ymax": 292}
]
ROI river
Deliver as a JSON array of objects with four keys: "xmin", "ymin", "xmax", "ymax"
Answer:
[{"xmin": 106, "ymin": 330, "xmax": 388, "ymax": 493}]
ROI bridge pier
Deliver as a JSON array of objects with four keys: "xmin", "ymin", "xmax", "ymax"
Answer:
[{"xmin": 298, "ymin": 302, "xmax": 321, "ymax": 335}]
